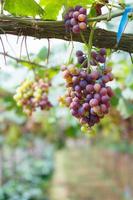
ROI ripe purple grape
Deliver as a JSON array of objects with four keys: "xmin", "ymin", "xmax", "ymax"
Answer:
[
  {"xmin": 76, "ymin": 50, "xmax": 83, "ymax": 57},
  {"xmin": 70, "ymin": 18, "xmax": 78, "ymax": 26},
  {"xmin": 73, "ymin": 11, "xmax": 80, "ymax": 19},
  {"xmin": 86, "ymin": 84, "xmax": 94, "ymax": 93},
  {"xmin": 79, "ymin": 80, "xmax": 88, "ymax": 89},
  {"xmin": 79, "ymin": 22, "xmax": 87, "ymax": 30},
  {"xmin": 89, "ymin": 99, "xmax": 99, "ymax": 107},
  {"xmin": 79, "ymin": 7, "xmax": 87, "ymax": 15},
  {"xmin": 78, "ymin": 56, "xmax": 85, "ymax": 64},
  {"xmin": 72, "ymin": 24, "xmax": 80, "ymax": 33},
  {"xmin": 99, "ymin": 48, "xmax": 106, "ymax": 56},
  {"xmin": 75, "ymin": 5, "xmax": 82, "ymax": 11}
]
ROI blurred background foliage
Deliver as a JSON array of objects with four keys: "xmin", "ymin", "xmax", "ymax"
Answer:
[{"xmin": 0, "ymin": 39, "xmax": 133, "ymax": 199}]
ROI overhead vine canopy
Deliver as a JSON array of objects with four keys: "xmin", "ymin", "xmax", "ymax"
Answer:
[{"xmin": 0, "ymin": 0, "xmax": 132, "ymax": 53}]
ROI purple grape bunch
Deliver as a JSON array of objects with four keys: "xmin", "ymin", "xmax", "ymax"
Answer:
[
  {"xmin": 90, "ymin": 48, "xmax": 107, "ymax": 66},
  {"xmin": 59, "ymin": 63, "xmax": 114, "ymax": 131},
  {"xmin": 76, "ymin": 48, "xmax": 107, "ymax": 68},
  {"xmin": 14, "ymin": 79, "xmax": 52, "ymax": 115},
  {"xmin": 64, "ymin": 5, "xmax": 87, "ymax": 34}
]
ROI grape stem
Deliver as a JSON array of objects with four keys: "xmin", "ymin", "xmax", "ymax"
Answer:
[
  {"xmin": 80, "ymin": 32, "xmax": 88, "ymax": 47},
  {"xmin": 87, "ymin": 22, "xmax": 97, "ymax": 71},
  {"xmin": 68, "ymin": 32, "xmax": 74, "ymax": 64}
]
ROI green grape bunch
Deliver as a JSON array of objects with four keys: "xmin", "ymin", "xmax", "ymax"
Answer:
[{"xmin": 14, "ymin": 78, "xmax": 52, "ymax": 115}]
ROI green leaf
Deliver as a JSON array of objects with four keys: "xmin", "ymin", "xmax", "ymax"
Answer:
[
  {"xmin": 4, "ymin": 0, "xmax": 44, "ymax": 17},
  {"xmin": 37, "ymin": 47, "xmax": 48, "ymax": 60},
  {"xmin": 125, "ymin": 72, "xmax": 133, "ymax": 88},
  {"xmin": 110, "ymin": 96, "xmax": 119, "ymax": 107},
  {"xmin": 66, "ymin": 0, "xmax": 94, "ymax": 7},
  {"xmin": 117, "ymin": 98, "xmax": 133, "ymax": 119},
  {"xmin": 39, "ymin": 0, "xmax": 64, "ymax": 19},
  {"xmin": 39, "ymin": 0, "xmax": 94, "ymax": 19}
]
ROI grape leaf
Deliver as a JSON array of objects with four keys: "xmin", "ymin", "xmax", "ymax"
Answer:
[
  {"xmin": 4, "ymin": 0, "xmax": 44, "ymax": 17},
  {"xmin": 117, "ymin": 98, "xmax": 133, "ymax": 119},
  {"xmin": 39, "ymin": 0, "xmax": 94, "ymax": 19}
]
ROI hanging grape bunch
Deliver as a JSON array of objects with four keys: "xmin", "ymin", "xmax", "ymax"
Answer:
[
  {"xmin": 59, "ymin": 48, "xmax": 114, "ymax": 132},
  {"xmin": 64, "ymin": 5, "xmax": 87, "ymax": 33},
  {"xmin": 14, "ymin": 79, "xmax": 52, "ymax": 115}
]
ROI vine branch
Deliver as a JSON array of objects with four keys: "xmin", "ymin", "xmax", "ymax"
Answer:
[
  {"xmin": 0, "ymin": 12, "xmax": 132, "ymax": 53},
  {"xmin": 0, "ymin": 52, "xmax": 46, "ymax": 68}
]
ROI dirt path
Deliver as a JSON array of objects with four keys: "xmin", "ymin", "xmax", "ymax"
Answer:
[
  {"xmin": 50, "ymin": 150, "xmax": 69, "ymax": 200},
  {"xmin": 50, "ymin": 144, "xmax": 133, "ymax": 200}
]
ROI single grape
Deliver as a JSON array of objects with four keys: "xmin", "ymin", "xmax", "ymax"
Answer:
[
  {"xmin": 82, "ymin": 102, "xmax": 90, "ymax": 110},
  {"xmin": 72, "ymin": 76, "xmax": 79, "ymax": 84},
  {"xmin": 94, "ymin": 93, "xmax": 101, "ymax": 102},
  {"xmin": 78, "ymin": 14, "xmax": 86, "ymax": 22},
  {"xmin": 75, "ymin": 5, "xmax": 82, "ymax": 11},
  {"xmin": 72, "ymin": 24, "xmax": 80, "ymax": 33},
  {"xmin": 73, "ymin": 11, "xmax": 80, "ymax": 19},
  {"xmin": 79, "ymin": 80, "xmax": 88, "ymax": 89},
  {"xmin": 90, "ymin": 71, "xmax": 100, "ymax": 80},
  {"xmin": 101, "ymin": 104, "xmax": 108, "ymax": 114},
  {"xmin": 75, "ymin": 85, "xmax": 81, "ymax": 92},
  {"xmin": 78, "ymin": 56, "xmax": 85, "ymax": 64},
  {"xmin": 70, "ymin": 18, "xmax": 78, "ymax": 26},
  {"xmin": 65, "ymin": 20, "xmax": 71, "ymax": 29},
  {"xmin": 94, "ymin": 83, "xmax": 101, "ymax": 92},
  {"xmin": 99, "ymin": 48, "xmax": 106, "ymax": 56},
  {"xmin": 91, "ymin": 51, "xmax": 97, "ymax": 59},
  {"xmin": 79, "ymin": 7, "xmax": 87, "ymax": 15},
  {"xmin": 86, "ymin": 84, "xmax": 94, "ymax": 93},
  {"xmin": 76, "ymin": 50, "xmax": 83, "ymax": 57},
  {"xmin": 100, "ymin": 87, "xmax": 107, "ymax": 96},
  {"xmin": 89, "ymin": 99, "xmax": 99, "ymax": 107},
  {"xmin": 101, "ymin": 95, "xmax": 109, "ymax": 103},
  {"xmin": 79, "ymin": 22, "xmax": 87, "ymax": 30}
]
